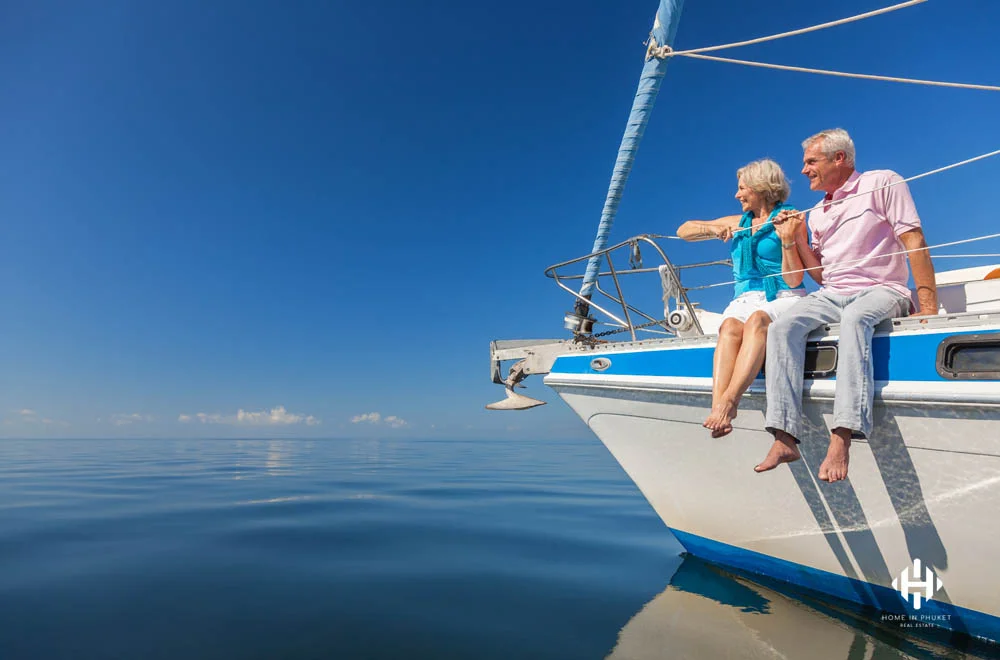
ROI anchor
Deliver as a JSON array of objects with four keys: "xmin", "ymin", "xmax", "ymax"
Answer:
[
  {"xmin": 485, "ymin": 339, "xmax": 569, "ymax": 411},
  {"xmin": 486, "ymin": 358, "xmax": 547, "ymax": 410}
]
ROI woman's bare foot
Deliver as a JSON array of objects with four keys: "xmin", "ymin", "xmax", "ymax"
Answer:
[
  {"xmin": 818, "ymin": 429, "xmax": 851, "ymax": 482},
  {"xmin": 754, "ymin": 432, "xmax": 801, "ymax": 473},
  {"xmin": 703, "ymin": 398, "xmax": 738, "ymax": 438}
]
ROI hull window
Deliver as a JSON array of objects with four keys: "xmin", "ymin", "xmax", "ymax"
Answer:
[
  {"xmin": 936, "ymin": 334, "xmax": 1000, "ymax": 379},
  {"xmin": 804, "ymin": 344, "xmax": 838, "ymax": 379},
  {"xmin": 763, "ymin": 344, "xmax": 838, "ymax": 379}
]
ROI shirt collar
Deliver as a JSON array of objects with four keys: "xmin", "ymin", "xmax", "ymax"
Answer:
[{"xmin": 825, "ymin": 170, "xmax": 861, "ymax": 201}]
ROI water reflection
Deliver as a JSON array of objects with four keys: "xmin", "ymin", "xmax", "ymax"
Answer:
[
  {"xmin": 607, "ymin": 556, "xmax": 996, "ymax": 660},
  {"xmin": 265, "ymin": 439, "xmax": 291, "ymax": 474},
  {"xmin": 228, "ymin": 439, "xmax": 303, "ymax": 479}
]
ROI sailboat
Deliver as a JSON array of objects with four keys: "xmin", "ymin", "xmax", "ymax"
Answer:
[{"xmin": 486, "ymin": 0, "xmax": 1000, "ymax": 646}]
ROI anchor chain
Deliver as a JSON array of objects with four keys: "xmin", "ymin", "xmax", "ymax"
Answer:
[{"xmin": 575, "ymin": 317, "xmax": 671, "ymax": 344}]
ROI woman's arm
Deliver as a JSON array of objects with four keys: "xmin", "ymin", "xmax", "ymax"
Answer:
[{"xmin": 676, "ymin": 214, "xmax": 742, "ymax": 242}]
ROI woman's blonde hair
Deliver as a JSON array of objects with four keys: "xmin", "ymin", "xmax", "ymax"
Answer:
[{"xmin": 736, "ymin": 158, "xmax": 791, "ymax": 207}]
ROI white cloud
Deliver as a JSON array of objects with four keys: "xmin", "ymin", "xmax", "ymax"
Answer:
[
  {"xmin": 178, "ymin": 406, "xmax": 319, "ymax": 427},
  {"xmin": 111, "ymin": 413, "xmax": 153, "ymax": 426},
  {"xmin": 350, "ymin": 412, "xmax": 408, "ymax": 428},
  {"xmin": 384, "ymin": 415, "xmax": 407, "ymax": 428},
  {"xmin": 9, "ymin": 409, "xmax": 68, "ymax": 427},
  {"xmin": 236, "ymin": 406, "xmax": 319, "ymax": 426}
]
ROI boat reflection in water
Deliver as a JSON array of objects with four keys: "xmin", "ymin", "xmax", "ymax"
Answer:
[{"xmin": 607, "ymin": 555, "xmax": 998, "ymax": 660}]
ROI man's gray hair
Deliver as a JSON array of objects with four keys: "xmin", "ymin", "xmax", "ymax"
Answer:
[
  {"xmin": 736, "ymin": 158, "xmax": 791, "ymax": 207},
  {"xmin": 802, "ymin": 128, "xmax": 856, "ymax": 166}
]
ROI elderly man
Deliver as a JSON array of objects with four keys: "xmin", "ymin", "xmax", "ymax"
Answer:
[{"xmin": 754, "ymin": 128, "xmax": 938, "ymax": 482}]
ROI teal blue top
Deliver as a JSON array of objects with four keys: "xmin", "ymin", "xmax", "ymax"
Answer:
[{"xmin": 731, "ymin": 204, "xmax": 806, "ymax": 301}]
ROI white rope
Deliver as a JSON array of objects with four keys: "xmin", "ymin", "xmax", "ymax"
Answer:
[
  {"xmin": 647, "ymin": 2, "xmax": 999, "ymax": 93},
  {"xmin": 674, "ymin": 52, "xmax": 1000, "ymax": 92},
  {"xmin": 932, "ymin": 254, "xmax": 1000, "ymax": 259},
  {"xmin": 651, "ymin": 0, "xmax": 928, "ymax": 58},
  {"xmin": 723, "ymin": 147, "xmax": 1000, "ymax": 237},
  {"xmin": 666, "ymin": 148, "xmax": 1000, "ymax": 248},
  {"xmin": 694, "ymin": 232, "xmax": 1000, "ymax": 291},
  {"xmin": 659, "ymin": 264, "xmax": 681, "ymax": 312}
]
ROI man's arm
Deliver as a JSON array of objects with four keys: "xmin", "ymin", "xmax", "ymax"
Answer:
[
  {"xmin": 775, "ymin": 211, "xmax": 805, "ymax": 286},
  {"xmin": 794, "ymin": 222, "xmax": 824, "ymax": 286},
  {"xmin": 899, "ymin": 228, "xmax": 938, "ymax": 315},
  {"xmin": 774, "ymin": 210, "xmax": 823, "ymax": 285}
]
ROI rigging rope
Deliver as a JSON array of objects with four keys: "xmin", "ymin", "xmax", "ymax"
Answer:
[
  {"xmin": 660, "ymin": 148, "xmax": 1000, "ymax": 295},
  {"xmin": 729, "ymin": 147, "xmax": 1000, "ymax": 237},
  {"xmin": 650, "ymin": 0, "xmax": 928, "ymax": 58},
  {"xmin": 931, "ymin": 254, "xmax": 1000, "ymax": 259},
  {"xmin": 669, "ymin": 147, "xmax": 1000, "ymax": 240},
  {"xmin": 672, "ymin": 52, "xmax": 1000, "ymax": 92},
  {"xmin": 647, "ymin": 1, "xmax": 1000, "ymax": 93},
  {"xmin": 690, "ymin": 231, "xmax": 1000, "ymax": 292}
]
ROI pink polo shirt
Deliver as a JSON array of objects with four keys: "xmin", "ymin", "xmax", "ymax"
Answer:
[{"xmin": 808, "ymin": 170, "xmax": 922, "ymax": 298}]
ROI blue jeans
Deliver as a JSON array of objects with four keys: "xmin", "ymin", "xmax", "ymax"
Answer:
[{"xmin": 764, "ymin": 286, "xmax": 911, "ymax": 440}]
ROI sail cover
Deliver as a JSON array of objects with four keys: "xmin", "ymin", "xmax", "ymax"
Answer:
[{"xmin": 578, "ymin": 0, "xmax": 686, "ymax": 304}]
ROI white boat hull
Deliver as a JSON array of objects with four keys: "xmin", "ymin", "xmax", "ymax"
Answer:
[{"xmin": 544, "ymin": 316, "xmax": 1000, "ymax": 644}]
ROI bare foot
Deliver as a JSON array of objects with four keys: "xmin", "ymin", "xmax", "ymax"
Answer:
[
  {"xmin": 818, "ymin": 429, "xmax": 851, "ymax": 483},
  {"xmin": 754, "ymin": 432, "xmax": 801, "ymax": 473},
  {"xmin": 703, "ymin": 398, "xmax": 738, "ymax": 438}
]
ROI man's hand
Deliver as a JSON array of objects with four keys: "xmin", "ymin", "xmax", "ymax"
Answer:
[{"xmin": 773, "ymin": 210, "xmax": 803, "ymax": 243}]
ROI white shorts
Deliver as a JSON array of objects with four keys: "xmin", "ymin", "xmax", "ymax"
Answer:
[{"xmin": 720, "ymin": 289, "xmax": 808, "ymax": 323}]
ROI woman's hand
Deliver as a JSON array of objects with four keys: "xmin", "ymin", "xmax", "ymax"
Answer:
[{"xmin": 715, "ymin": 224, "xmax": 733, "ymax": 242}]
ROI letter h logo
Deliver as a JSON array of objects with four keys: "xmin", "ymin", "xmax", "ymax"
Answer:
[{"xmin": 892, "ymin": 558, "xmax": 943, "ymax": 610}]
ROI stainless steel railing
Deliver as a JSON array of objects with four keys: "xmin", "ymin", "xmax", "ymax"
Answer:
[{"xmin": 544, "ymin": 234, "xmax": 731, "ymax": 341}]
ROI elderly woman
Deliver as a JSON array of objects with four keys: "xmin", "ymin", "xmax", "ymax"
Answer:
[{"xmin": 677, "ymin": 159, "xmax": 806, "ymax": 437}]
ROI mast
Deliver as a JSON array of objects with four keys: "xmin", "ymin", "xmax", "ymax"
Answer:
[{"xmin": 573, "ymin": 0, "xmax": 686, "ymax": 324}]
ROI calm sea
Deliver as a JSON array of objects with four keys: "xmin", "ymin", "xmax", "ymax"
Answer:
[{"xmin": 0, "ymin": 437, "xmax": 991, "ymax": 659}]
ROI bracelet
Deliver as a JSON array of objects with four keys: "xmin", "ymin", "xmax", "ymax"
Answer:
[{"xmin": 781, "ymin": 242, "xmax": 796, "ymax": 249}]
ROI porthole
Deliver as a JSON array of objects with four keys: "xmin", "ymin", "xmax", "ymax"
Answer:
[{"xmin": 936, "ymin": 334, "xmax": 1000, "ymax": 380}]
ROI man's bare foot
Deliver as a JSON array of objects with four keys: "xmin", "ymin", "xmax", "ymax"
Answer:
[
  {"xmin": 818, "ymin": 429, "xmax": 851, "ymax": 482},
  {"xmin": 754, "ymin": 432, "xmax": 801, "ymax": 473},
  {"xmin": 703, "ymin": 398, "xmax": 738, "ymax": 438}
]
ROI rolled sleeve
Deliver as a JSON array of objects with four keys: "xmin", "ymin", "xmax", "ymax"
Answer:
[{"xmin": 881, "ymin": 173, "xmax": 922, "ymax": 237}]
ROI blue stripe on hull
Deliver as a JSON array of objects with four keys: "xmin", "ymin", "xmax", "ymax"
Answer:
[
  {"xmin": 552, "ymin": 328, "xmax": 1000, "ymax": 382},
  {"xmin": 670, "ymin": 528, "xmax": 1000, "ymax": 644}
]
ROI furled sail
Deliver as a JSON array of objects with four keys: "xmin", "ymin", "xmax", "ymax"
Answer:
[{"xmin": 576, "ymin": 0, "xmax": 686, "ymax": 315}]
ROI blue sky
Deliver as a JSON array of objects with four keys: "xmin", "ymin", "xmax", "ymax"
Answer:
[{"xmin": 2, "ymin": 0, "xmax": 998, "ymax": 439}]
